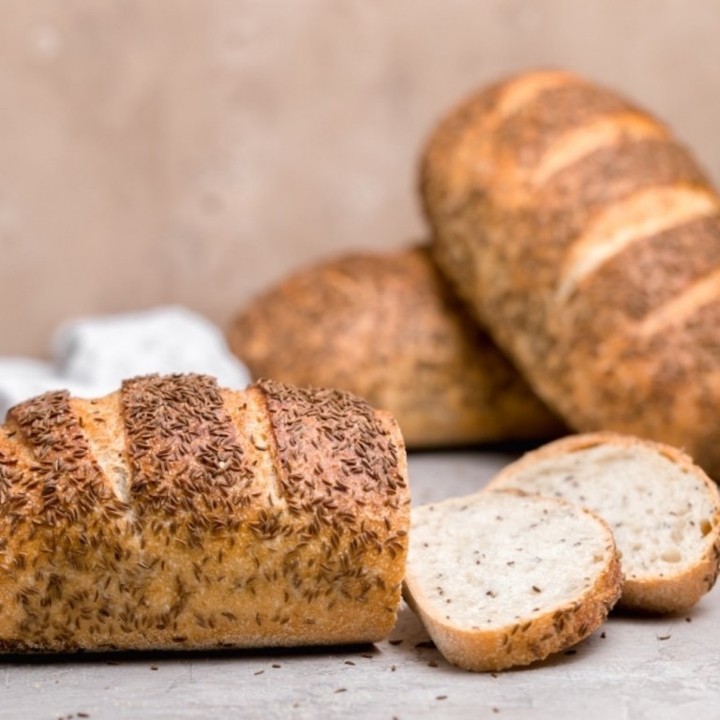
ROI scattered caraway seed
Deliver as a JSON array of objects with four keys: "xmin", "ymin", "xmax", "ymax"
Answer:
[
  {"xmin": 436, "ymin": 695, "xmax": 447, "ymax": 701},
  {"xmin": 272, "ymin": 663, "xmax": 282, "ymax": 668},
  {"xmin": 254, "ymin": 670, "xmax": 264, "ymax": 676},
  {"xmin": 657, "ymin": 633, "xmax": 672, "ymax": 641},
  {"xmin": 334, "ymin": 688, "xmax": 347, "ymax": 694},
  {"xmin": 360, "ymin": 653, "xmax": 374, "ymax": 659},
  {"xmin": 493, "ymin": 708, "xmax": 500, "ymax": 714},
  {"xmin": 344, "ymin": 660, "xmax": 355, "ymax": 666},
  {"xmin": 686, "ymin": 617, "xmax": 692, "ymax": 623},
  {"xmin": 600, "ymin": 631, "xmax": 606, "ymax": 639},
  {"xmin": 77, "ymin": 715, "xmax": 89, "ymax": 719},
  {"xmin": 150, "ymin": 666, "xmax": 158, "ymax": 671}
]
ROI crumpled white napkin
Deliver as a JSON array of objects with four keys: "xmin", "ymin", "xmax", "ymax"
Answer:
[{"xmin": 0, "ymin": 306, "xmax": 250, "ymax": 420}]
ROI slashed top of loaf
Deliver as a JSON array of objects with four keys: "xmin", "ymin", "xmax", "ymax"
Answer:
[
  {"xmin": 0, "ymin": 373, "xmax": 410, "ymax": 652},
  {"xmin": 408, "ymin": 491, "xmax": 615, "ymax": 628}
]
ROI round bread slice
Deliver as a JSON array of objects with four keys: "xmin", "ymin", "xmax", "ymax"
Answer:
[
  {"xmin": 403, "ymin": 489, "xmax": 622, "ymax": 672},
  {"xmin": 488, "ymin": 432, "xmax": 720, "ymax": 613}
]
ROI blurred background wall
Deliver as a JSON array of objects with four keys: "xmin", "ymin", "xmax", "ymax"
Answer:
[{"xmin": 1, "ymin": 0, "xmax": 719, "ymax": 356}]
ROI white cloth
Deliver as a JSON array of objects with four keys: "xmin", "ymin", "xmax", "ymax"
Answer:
[{"xmin": 0, "ymin": 306, "xmax": 250, "ymax": 419}]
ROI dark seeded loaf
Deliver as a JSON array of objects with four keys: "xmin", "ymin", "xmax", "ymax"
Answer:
[
  {"xmin": 488, "ymin": 432, "xmax": 720, "ymax": 613},
  {"xmin": 404, "ymin": 489, "xmax": 622, "ymax": 672},
  {"xmin": 0, "ymin": 373, "xmax": 410, "ymax": 652},
  {"xmin": 421, "ymin": 68, "xmax": 720, "ymax": 478},
  {"xmin": 229, "ymin": 245, "xmax": 564, "ymax": 448}
]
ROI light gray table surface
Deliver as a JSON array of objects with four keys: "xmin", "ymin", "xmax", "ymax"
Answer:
[{"xmin": 2, "ymin": 448, "xmax": 719, "ymax": 720}]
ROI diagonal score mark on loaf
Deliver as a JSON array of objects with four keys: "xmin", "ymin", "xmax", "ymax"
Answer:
[
  {"xmin": 530, "ymin": 112, "xmax": 670, "ymax": 187},
  {"xmin": 556, "ymin": 186, "xmax": 720, "ymax": 303},
  {"xmin": 255, "ymin": 378, "xmax": 409, "ymax": 625},
  {"xmin": 495, "ymin": 80, "xmax": 647, "ymax": 173},
  {"xmin": 256, "ymin": 378, "xmax": 408, "ymax": 554},
  {"xmin": 72, "ymin": 392, "xmax": 133, "ymax": 508},
  {"xmin": 636, "ymin": 266, "xmax": 720, "ymax": 337},
  {"xmin": 423, "ymin": 69, "xmax": 579, "ymax": 209},
  {"xmin": 491, "ymin": 69, "xmax": 577, "ymax": 123}
]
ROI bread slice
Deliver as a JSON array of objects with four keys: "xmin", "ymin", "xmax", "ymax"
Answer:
[
  {"xmin": 403, "ymin": 489, "xmax": 622, "ymax": 672},
  {"xmin": 488, "ymin": 432, "xmax": 720, "ymax": 613}
]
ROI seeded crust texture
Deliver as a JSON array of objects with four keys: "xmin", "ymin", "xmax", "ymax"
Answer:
[
  {"xmin": 404, "ymin": 490, "xmax": 622, "ymax": 672},
  {"xmin": 488, "ymin": 432, "xmax": 720, "ymax": 613},
  {"xmin": 0, "ymin": 374, "xmax": 410, "ymax": 652},
  {"xmin": 229, "ymin": 245, "xmax": 564, "ymax": 447},
  {"xmin": 421, "ymin": 68, "xmax": 720, "ymax": 478}
]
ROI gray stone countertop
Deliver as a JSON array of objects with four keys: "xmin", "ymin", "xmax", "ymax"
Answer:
[{"xmin": 2, "ymin": 449, "xmax": 719, "ymax": 719}]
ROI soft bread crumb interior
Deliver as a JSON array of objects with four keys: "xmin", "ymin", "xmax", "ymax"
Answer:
[
  {"xmin": 408, "ymin": 492, "xmax": 613, "ymax": 628},
  {"xmin": 499, "ymin": 445, "xmax": 716, "ymax": 579}
]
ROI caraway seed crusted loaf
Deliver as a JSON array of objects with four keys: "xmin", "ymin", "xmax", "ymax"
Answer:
[
  {"xmin": 421, "ymin": 68, "xmax": 720, "ymax": 478},
  {"xmin": 0, "ymin": 373, "xmax": 410, "ymax": 652},
  {"xmin": 404, "ymin": 489, "xmax": 622, "ymax": 672},
  {"xmin": 488, "ymin": 432, "xmax": 720, "ymax": 613},
  {"xmin": 230, "ymin": 245, "xmax": 563, "ymax": 448}
]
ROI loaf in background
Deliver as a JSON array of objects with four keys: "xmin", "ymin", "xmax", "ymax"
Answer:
[
  {"xmin": 229, "ymin": 245, "xmax": 564, "ymax": 448},
  {"xmin": 421, "ymin": 68, "xmax": 720, "ymax": 478},
  {"xmin": 0, "ymin": 373, "xmax": 410, "ymax": 652}
]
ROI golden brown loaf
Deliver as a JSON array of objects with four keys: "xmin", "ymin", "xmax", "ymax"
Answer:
[
  {"xmin": 421, "ymin": 68, "xmax": 720, "ymax": 478},
  {"xmin": 229, "ymin": 246, "xmax": 563, "ymax": 448},
  {"xmin": 0, "ymin": 373, "xmax": 410, "ymax": 652}
]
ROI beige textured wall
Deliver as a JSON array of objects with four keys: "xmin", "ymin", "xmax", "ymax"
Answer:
[{"xmin": 1, "ymin": 0, "xmax": 719, "ymax": 355}]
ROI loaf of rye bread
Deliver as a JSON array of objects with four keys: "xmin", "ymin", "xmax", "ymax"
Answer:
[
  {"xmin": 421, "ymin": 68, "xmax": 720, "ymax": 477},
  {"xmin": 0, "ymin": 374, "xmax": 410, "ymax": 652},
  {"xmin": 229, "ymin": 245, "xmax": 563, "ymax": 448}
]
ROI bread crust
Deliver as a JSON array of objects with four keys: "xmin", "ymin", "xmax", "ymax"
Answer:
[
  {"xmin": 403, "ymin": 490, "xmax": 622, "ymax": 672},
  {"xmin": 0, "ymin": 374, "xmax": 410, "ymax": 652},
  {"xmin": 421, "ymin": 68, "xmax": 720, "ymax": 478},
  {"xmin": 488, "ymin": 432, "xmax": 720, "ymax": 613},
  {"xmin": 229, "ymin": 245, "xmax": 564, "ymax": 447}
]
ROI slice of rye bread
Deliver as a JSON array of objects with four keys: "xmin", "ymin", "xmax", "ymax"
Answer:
[
  {"xmin": 488, "ymin": 432, "xmax": 720, "ymax": 613},
  {"xmin": 403, "ymin": 489, "xmax": 622, "ymax": 672}
]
